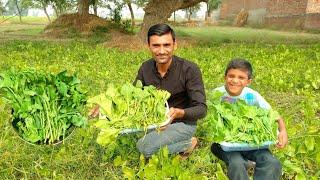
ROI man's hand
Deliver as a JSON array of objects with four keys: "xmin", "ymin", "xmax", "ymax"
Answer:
[
  {"xmin": 159, "ymin": 107, "xmax": 185, "ymax": 131},
  {"xmin": 88, "ymin": 104, "xmax": 100, "ymax": 119},
  {"xmin": 276, "ymin": 129, "xmax": 288, "ymax": 149},
  {"xmin": 167, "ymin": 107, "xmax": 185, "ymax": 121}
]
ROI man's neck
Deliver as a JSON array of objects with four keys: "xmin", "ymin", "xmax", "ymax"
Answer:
[{"xmin": 157, "ymin": 59, "xmax": 173, "ymax": 77}]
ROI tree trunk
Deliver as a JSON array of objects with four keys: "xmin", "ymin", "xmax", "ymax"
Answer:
[
  {"xmin": 52, "ymin": 4, "xmax": 59, "ymax": 17},
  {"xmin": 14, "ymin": 0, "xmax": 22, "ymax": 23},
  {"xmin": 78, "ymin": 0, "xmax": 90, "ymax": 16},
  {"xmin": 127, "ymin": 2, "xmax": 135, "ymax": 27},
  {"xmin": 41, "ymin": 1, "xmax": 51, "ymax": 23},
  {"xmin": 93, "ymin": 5, "xmax": 97, "ymax": 16},
  {"xmin": 205, "ymin": 2, "xmax": 209, "ymax": 21},
  {"xmin": 139, "ymin": 0, "xmax": 207, "ymax": 41},
  {"xmin": 205, "ymin": 11, "xmax": 211, "ymax": 22},
  {"xmin": 93, "ymin": 0, "xmax": 98, "ymax": 16},
  {"xmin": 188, "ymin": 9, "xmax": 192, "ymax": 21}
]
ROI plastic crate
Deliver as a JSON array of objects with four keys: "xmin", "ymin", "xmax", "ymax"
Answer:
[{"xmin": 220, "ymin": 141, "xmax": 274, "ymax": 152}]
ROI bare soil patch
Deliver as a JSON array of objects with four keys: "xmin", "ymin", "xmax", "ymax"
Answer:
[
  {"xmin": 103, "ymin": 31, "xmax": 198, "ymax": 51},
  {"xmin": 44, "ymin": 13, "xmax": 108, "ymax": 38}
]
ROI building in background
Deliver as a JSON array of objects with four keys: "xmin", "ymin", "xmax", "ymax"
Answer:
[{"xmin": 220, "ymin": 0, "xmax": 320, "ymax": 30}]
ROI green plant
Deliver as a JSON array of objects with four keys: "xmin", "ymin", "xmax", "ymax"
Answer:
[
  {"xmin": 0, "ymin": 70, "xmax": 87, "ymax": 144},
  {"xmin": 202, "ymin": 91, "xmax": 278, "ymax": 145},
  {"xmin": 0, "ymin": 40, "xmax": 319, "ymax": 179},
  {"xmin": 88, "ymin": 81, "xmax": 170, "ymax": 147}
]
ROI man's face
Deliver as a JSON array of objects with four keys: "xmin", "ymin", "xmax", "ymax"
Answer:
[
  {"xmin": 224, "ymin": 68, "xmax": 252, "ymax": 96},
  {"xmin": 148, "ymin": 33, "xmax": 177, "ymax": 65}
]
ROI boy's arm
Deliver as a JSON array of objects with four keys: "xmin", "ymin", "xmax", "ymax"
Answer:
[{"xmin": 276, "ymin": 117, "xmax": 288, "ymax": 149}]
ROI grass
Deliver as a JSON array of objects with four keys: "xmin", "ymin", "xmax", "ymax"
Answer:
[
  {"xmin": 0, "ymin": 16, "xmax": 51, "ymax": 24},
  {"xmin": 0, "ymin": 40, "xmax": 319, "ymax": 179},
  {"xmin": 175, "ymin": 26, "xmax": 320, "ymax": 44},
  {"xmin": 1, "ymin": 24, "xmax": 44, "ymax": 34},
  {"xmin": 1, "ymin": 16, "xmax": 320, "ymax": 45},
  {"xmin": 0, "ymin": 16, "xmax": 48, "ymax": 40},
  {"xmin": 0, "ymin": 16, "xmax": 319, "ymax": 179}
]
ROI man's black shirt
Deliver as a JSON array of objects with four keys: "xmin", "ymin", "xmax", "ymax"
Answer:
[{"xmin": 135, "ymin": 55, "xmax": 207, "ymax": 124}]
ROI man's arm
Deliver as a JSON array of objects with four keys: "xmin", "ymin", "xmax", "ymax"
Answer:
[{"xmin": 174, "ymin": 64, "xmax": 207, "ymax": 121}]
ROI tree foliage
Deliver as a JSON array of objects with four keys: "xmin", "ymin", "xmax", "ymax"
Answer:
[
  {"xmin": 139, "ymin": 0, "xmax": 207, "ymax": 40},
  {"xmin": 207, "ymin": 0, "xmax": 220, "ymax": 12},
  {"xmin": 205, "ymin": 0, "xmax": 220, "ymax": 20},
  {"xmin": 184, "ymin": 3, "xmax": 201, "ymax": 21},
  {"xmin": 4, "ymin": 0, "xmax": 32, "ymax": 22},
  {"xmin": 49, "ymin": 0, "xmax": 76, "ymax": 16},
  {"xmin": 0, "ymin": 1, "xmax": 5, "ymax": 16}
]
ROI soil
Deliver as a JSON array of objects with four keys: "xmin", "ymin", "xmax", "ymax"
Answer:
[
  {"xmin": 43, "ymin": 13, "xmax": 108, "ymax": 38},
  {"xmin": 1, "ymin": 14, "xmax": 198, "ymax": 50},
  {"xmin": 103, "ymin": 30, "xmax": 198, "ymax": 51}
]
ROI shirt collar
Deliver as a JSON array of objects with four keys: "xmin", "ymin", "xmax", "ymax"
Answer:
[{"xmin": 152, "ymin": 56, "xmax": 176, "ymax": 78}]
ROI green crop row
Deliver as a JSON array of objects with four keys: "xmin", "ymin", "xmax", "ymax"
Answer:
[{"xmin": 0, "ymin": 40, "xmax": 319, "ymax": 179}]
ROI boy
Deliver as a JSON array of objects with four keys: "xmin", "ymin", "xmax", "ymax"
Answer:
[{"xmin": 211, "ymin": 59, "xmax": 288, "ymax": 180}]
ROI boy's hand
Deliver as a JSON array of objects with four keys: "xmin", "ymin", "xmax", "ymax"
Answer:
[{"xmin": 276, "ymin": 129, "xmax": 288, "ymax": 149}]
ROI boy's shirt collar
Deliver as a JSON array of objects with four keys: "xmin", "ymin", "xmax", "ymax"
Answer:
[
  {"xmin": 218, "ymin": 86, "xmax": 253, "ymax": 105},
  {"xmin": 223, "ymin": 85, "xmax": 247, "ymax": 98},
  {"xmin": 215, "ymin": 85, "xmax": 271, "ymax": 109}
]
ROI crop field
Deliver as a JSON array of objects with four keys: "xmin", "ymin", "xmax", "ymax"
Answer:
[{"xmin": 0, "ymin": 18, "xmax": 319, "ymax": 179}]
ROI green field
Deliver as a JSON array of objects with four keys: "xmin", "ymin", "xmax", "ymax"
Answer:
[
  {"xmin": 0, "ymin": 17, "xmax": 319, "ymax": 179},
  {"xmin": 175, "ymin": 26, "xmax": 320, "ymax": 44}
]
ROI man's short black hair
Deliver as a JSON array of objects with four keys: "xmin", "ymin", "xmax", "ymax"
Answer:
[
  {"xmin": 147, "ymin": 23, "xmax": 176, "ymax": 44},
  {"xmin": 225, "ymin": 58, "xmax": 253, "ymax": 79}
]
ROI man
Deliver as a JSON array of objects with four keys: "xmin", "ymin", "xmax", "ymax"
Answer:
[{"xmin": 135, "ymin": 23, "xmax": 207, "ymax": 158}]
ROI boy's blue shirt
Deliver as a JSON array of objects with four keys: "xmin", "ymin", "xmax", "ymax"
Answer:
[{"xmin": 215, "ymin": 85, "xmax": 271, "ymax": 110}]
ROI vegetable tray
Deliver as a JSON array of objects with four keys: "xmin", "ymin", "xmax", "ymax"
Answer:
[{"xmin": 220, "ymin": 141, "xmax": 274, "ymax": 152}]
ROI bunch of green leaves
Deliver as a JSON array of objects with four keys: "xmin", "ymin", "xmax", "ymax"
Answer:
[
  {"xmin": 87, "ymin": 81, "xmax": 170, "ymax": 146},
  {"xmin": 115, "ymin": 147, "xmax": 208, "ymax": 180},
  {"xmin": 202, "ymin": 91, "xmax": 279, "ymax": 145},
  {"xmin": 0, "ymin": 70, "xmax": 87, "ymax": 144}
]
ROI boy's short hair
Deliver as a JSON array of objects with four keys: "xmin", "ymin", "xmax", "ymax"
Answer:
[
  {"xmin": 147, "ymin": 23, "xmax": 176, "ymax": 44},
  {"xmin": 225, "ymin": 58, "xmax": 253, "ymax": 79}
]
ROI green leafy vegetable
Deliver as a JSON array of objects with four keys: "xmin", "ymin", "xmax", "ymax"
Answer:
[
  {"xmin": 0, "ymin": 70, "xmax": 87, "ymax": 144},
  {"xmin": 203, "ymin": 91, "xmax": 279, "ymax": 145},
  {"xmin": 88, "ymin": 81, "xmax": 170, "ymax": 146}
]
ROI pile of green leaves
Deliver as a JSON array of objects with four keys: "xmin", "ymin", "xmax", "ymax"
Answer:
[
  {"xmin": 0, "ymin": 70, "xmax": 87, "ymax": 144},
  {"xmin": 87, "ymin": 81, "xmax": 170, "ymax": 146},
  {"xmin": 117, "ymin": 147, "xmax": 208, "ymax": 180},
  {"xmin": 202, "ymin": 91, "xmax": 279, "ymax": 145}
]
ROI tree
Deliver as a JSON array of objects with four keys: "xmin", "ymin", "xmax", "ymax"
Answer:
[
  {"xmin": 5, "ymin": 0, "xmax": 31, "ymax": 22},
  {"xmin": 0, "ymin": 1, "xmax": 5, "ymax": 17},
  {"xmin": 31, "ymin": 0, "xmax": 51, "ymax": 23},
  {"xmin": 125, "ymin": 0, "xmax": 149, "ymax": 28},
  {"xmin": 14, "ymin": 0, "xmax": 22, "ymax": 22},
  {"xmin": 139, "ymin": 0, "xmax": 207, "ymax": 40},
  {"xmin": 205, "ymin": 0, "xmax": 220, "ymax": 21},
  {"xmin": 184, "ymin": 3, "xmax": 201, "ymax": 21},
  {"xmin": 49, "ymin": 0, "xmax": 76, "ymax": 17},
  {"xmin": 90, "ymin": 0, "xmax": 98, "ymax": 15},
  {"xmin": 125, "ymin": 0, "xmax": 135, "ymax": 27},
  {"xmin": 78, "ymin": 0, "xmax": 90, "ymax": 16},
  {"xmin": 41, "ymin": 0, "xmax": 51, "ymax": 22}
]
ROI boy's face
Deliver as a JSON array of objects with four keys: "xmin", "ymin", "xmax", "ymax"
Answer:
[{"xmin": 224, "ymin": 68, "xmax": 252, "ymax": 96}]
